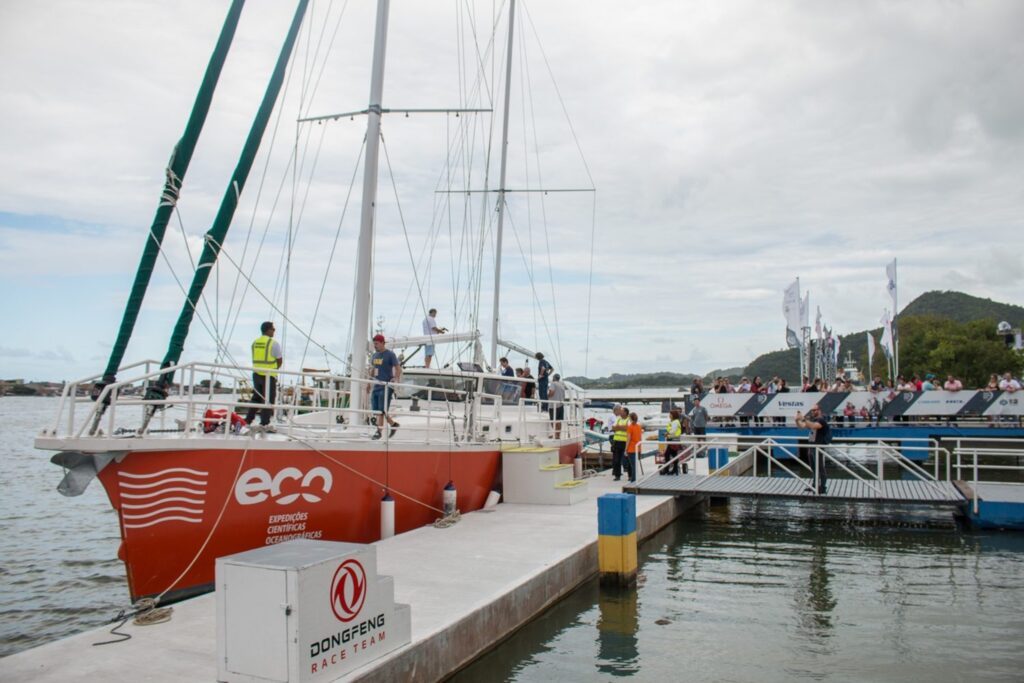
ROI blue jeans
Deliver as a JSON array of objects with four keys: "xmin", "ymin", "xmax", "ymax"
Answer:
[{"xmin": 371, "ymin": 385, "xmax": 393, "ymax": 413}]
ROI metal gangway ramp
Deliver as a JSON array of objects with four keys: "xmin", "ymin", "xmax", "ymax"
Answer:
[{"xmin": 623, "ymin": 436, "xmax": 967, "ymax": 507}]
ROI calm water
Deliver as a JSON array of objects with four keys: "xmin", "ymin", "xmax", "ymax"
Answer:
[
  {"xmin": 454, "ymin": 501, "xmax": 1024, "ymax": 682},
  {"xmin": 0, "ymin": 397, "xmax": 127, "ymax": 657}
]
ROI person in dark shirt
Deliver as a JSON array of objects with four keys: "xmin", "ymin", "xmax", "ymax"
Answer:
[
  {"xmin": 796, "ymin": 404, "xmax": 831, "ymax": 494},
  {"xmin": 535, "ymin": 352, "xmax": 553, "ymax": 411},
  {"xmin": 369, "ymin": 334, "xmax": 401, "ymax": 439}
]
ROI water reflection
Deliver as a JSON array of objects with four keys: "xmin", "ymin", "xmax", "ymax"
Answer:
[
  {"xmin": 595, "ymin": 586, "xmax": 639, "ymax": 676},
  {"xmin": 453, "ymin": 497, "xmax": 1024, "ymax": 683},
  {"xmin": 794, "ymin": 540, "xmax": 836, "ymax": 637}
]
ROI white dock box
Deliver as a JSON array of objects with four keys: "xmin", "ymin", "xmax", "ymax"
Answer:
[{"xmin": 216, "ymin": 539, "xmax": 411, "ymax": 683}]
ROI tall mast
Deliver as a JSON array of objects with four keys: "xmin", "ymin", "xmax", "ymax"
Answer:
[
  {"xmin": 489, "ymin": 0, "xmax": 517, "ymax": 368},
  {"xmin": 348, "ymin": 0, "xmax": 391, "ymax": 417}
]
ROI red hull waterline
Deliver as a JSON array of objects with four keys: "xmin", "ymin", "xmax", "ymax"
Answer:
[{"xmin": 96, "ymin": 440, "xmax": 581, "ymax": 602}]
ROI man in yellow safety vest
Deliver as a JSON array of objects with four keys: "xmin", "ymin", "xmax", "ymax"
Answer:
[
  {"xmin": 610, "ymin": 405, "xmax": 632, "ymax": 481},
  {"xmin": 245, "ymin": 321, "xmax": 283, "ymax": 427}
]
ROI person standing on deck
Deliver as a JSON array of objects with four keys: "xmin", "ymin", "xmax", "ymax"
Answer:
[
  {"xmin": 626, "ymin": 412, "xmax": 643, "ymax": 483},
  {"xmin": 610, "ymin": 405, "xmax": 632, "ymax": 481},
  {"xmin": 548, "ymin": 374, "xmax": 567, "ymax": 438},
  {"xmin": 369, "ymin": 334, "xmax": 401, "ymax": 439},
  {"xmin": 246, "ymin": 321, "xmax": 282, "ymax": 427},
  {"xmin": 499, "ymin": 356, "xmax": 515, "ymax": 377},
  {"xmin": 535, "ymin": 352, "xmax": 553, "ymax": 411},
  {"xmin": 688, "ymin": 398, "xmax": 709, "ymax": 437},
  {"xmin": 662, "ymin": 408, "xmax": 684, "ymax": 475},
  {"xmin": 422, "ymin": 308, "xmax": 447, "ymax": 368},
  {"xmin": 795, "ymin": 404, "xmax": 832, "ymax": 494}
]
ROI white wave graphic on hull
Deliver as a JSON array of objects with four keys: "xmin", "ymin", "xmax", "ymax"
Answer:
[
  {"xmin": 121, "ymin": 487, "xmax": 206, "ymax": 499},
  {"xmin": 123, "ymin": 506, "xmax": 204, "ymax": 520},
  {"xmin": 124, "ymin": 516, "xmax": 204, "ymax": 529},
  {"xmin": 117, "ymin": 468, "xmax": 209, "ymax": 529},
  {"xmin": 122, "ymin": 497, "xmax": 204, "ymax": 510},
  {"xmin": 118, "ymin": 467, "xmax": 208, "ymax": 478}
]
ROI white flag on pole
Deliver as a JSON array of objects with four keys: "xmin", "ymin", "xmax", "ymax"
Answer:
[
  {"xmin": 815, "ymin": 306, "xmax": 822, "ymax": 341},
  {"xmin": 879, "ymin": 310, "xmax": 894, "ymax": 360},
  {"xmin": 885, "ymin": 258, "xmax": 898, "ymax": 313},
  {"xmin": 783, "ymin": 280, "xmax": 801, "ymax": 348},
  {"xmin": 866, "ymin": 331, "xmax": 876, "ymax": 362},
  {"xmin": 800, "ymin": 292, "xmax": 810, "ymax": 328},
  {"xmin": 834, "ymin": 335, "xmax": 842, "ymax": 369}
]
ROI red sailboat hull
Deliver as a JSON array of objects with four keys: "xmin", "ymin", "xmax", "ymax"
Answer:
[{"xmin": 95, "ymin": 440, "xmax": 580, "ymax": 602}]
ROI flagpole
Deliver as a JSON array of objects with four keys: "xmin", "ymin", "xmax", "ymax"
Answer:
[
  {"xmin": 893, "ymin": 258, "xmax": 899, "ymax": 377},
  {"xmin": 797, "ymin": 277, "xmax": 804, "ymax": 381}
]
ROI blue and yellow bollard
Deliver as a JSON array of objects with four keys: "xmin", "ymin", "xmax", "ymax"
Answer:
[{"xmin": 598, "ymin": 493, "xmax": 637, "ymax": 587}]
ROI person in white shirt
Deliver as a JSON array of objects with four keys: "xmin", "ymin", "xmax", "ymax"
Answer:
[
  {"xmin": 999, "ymin": 372, "xmax": 1022, "ymax": 392},
  {"xmin": 421, "ymin": 308, "xmax": 447, "ymax": 368}
]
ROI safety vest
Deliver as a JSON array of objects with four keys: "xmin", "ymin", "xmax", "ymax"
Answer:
[
  {"xmin": 666, "ymin": 418, "xmax": 682, "ymax": 439},
  {"xmin": 613, "ymin": 416, "xmax": 629, "ymax": 442},
  {"xmin": 251, "ymin": 335, "xmax": 279, "ymax": 377}
]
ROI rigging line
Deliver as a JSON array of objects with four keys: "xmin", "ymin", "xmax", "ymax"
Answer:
[
  {"xmin": 300, "ymin": 136, "xmax": 366, "ymax": 368},
  {"xmin": 520, "ymin": 19, "xmax": 563, "ymax": 372},
  {"xmin": 512, "ymin": 25, "xmax": 539, "ymax": 351},
  {"xmin": 225, "ymin": 0, "xmax": 344, "ymax": 344},
  {"xmin": 221, "ymin": 0, "xmax": 344, "ymax": 341},
  {"xmin": 170, "ymin": 206, "xmax": 226, "ymax": 355},
  {"xmin": 222, "ymin": 37, "xmax": 303, "ymax": 348},
  {"xmin": 520, "ymin": 2, "xmax": 596, "ymax": 189},
  {"xmin": 210, "ymin": 235, "xmax": 352, "ymax": 370},
  {"xmin": 584, "ymin": 193, "xmax": 596, "ymax": 376},
  {"xmin": 504, "ymin": 207, "xmax": 559, "ymax": 360},
  {"xmin": 284, "ymin": 432, "xmax": 458, "ymax": 516},
  {"xmin": 268, "ymin": 105, "xmax": 321, "ymax": 309},
  {"xmin": 149, "ymin": 234, "xmax": 245, "ymax": 370},
  {"xmin": 153, "ymin": 447, "xmax": 250, "ymax": 606},
  {"xmin": 380, "ymin": 133, "xmax": 431, "ymax": 326},
  {"xmin": 277, "ymin": 113, "xmax": 331, "ymax": 309},
  {"xmin": 135, "ymin": 201, "xmax": 241, "ymax": 369},
  {"xmin": 300, "ymin": 0, "xmax": 351, "ymax": 122}
]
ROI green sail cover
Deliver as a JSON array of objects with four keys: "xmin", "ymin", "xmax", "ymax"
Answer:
[
  {"xmin": 150, "ymin": 0, "xmax": 310, "ymax": 399},
  {"xmin": 99, "ymin": 0, "xmax": 246, "ymax": 388}
]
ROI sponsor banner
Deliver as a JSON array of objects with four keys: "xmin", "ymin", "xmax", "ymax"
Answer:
[
  {"xmin": 901, "ymin": 390, "xmax": 973, "ymax": 416},
  {"xmin": 759, "ymin": 393, "xmax": 824, "ymax": 418},
  {"xmin": 685, "ymin": 390, "xmax": 1023, "ymax": 418},
  {"xmin": 985, "ymin": 392, "xmax": 1023, "ymax": 416},
  {"xmin": 698, "ymin": 393, "xmax": 756, "ymax": 417},
  {"xmin": 958, "ymin": 390, "xmax": 1000, "ymax": 415}
]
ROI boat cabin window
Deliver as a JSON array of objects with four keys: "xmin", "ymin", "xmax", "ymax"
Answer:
[{"xmin": 481, "ymin": 378, "xmax": 522, "ymax": 406}]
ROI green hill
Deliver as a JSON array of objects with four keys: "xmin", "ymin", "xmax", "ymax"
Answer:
[
  {"xmin": 744, "ymin": 290, "xmax": 1023, "ymax": 385},
  {"xmin": 901, "ymin": 290, "xmax": 1024, "ymax": 324},
  {"xmin": 565, "ymin": 371, "xmax": 700, "ymax": 389}
]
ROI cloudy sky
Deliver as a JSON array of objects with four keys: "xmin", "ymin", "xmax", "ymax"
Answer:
[{"xmin": 1, "ymin": 0, "xmax": 1022, "ymax": 383}]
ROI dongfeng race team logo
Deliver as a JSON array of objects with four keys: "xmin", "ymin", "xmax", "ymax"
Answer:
[{"xmin": 330, "ymin": 559, "xmax": 367, "ymax": 622}]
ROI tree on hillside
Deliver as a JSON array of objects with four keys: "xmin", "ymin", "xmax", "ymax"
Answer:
[{"xmin": 890, "ymin": 316, "xmax": 1023, "ymax": 387}]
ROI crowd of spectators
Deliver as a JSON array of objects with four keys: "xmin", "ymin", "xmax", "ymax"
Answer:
[{"xmin": 693, "ymin": 371, "xmax": 1020, "ymax": 395}]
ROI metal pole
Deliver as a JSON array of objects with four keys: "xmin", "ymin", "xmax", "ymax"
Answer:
[
  {"xmin": 349, "ymin": 0, "xmax": 391, "ymax": 418},
  {"xmin": 893, "ymin": 258, "xmax": 899, "ymax": 377},
  {"xmin": 489, "ymin": 0, "xmax": 517, "ymax": 368}
]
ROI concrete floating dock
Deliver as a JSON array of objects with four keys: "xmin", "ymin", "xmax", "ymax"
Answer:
[{"xmin": 1, "ymin": 455, "xmax": 698, "ymax": 682}]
